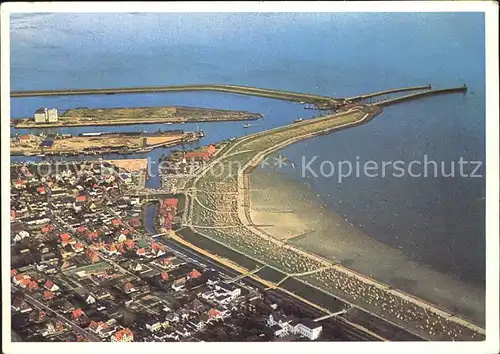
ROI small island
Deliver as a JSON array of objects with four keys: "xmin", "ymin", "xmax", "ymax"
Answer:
[{"xmin": 12, "ymin": 105, "xmax": 264, "ymax": 129}]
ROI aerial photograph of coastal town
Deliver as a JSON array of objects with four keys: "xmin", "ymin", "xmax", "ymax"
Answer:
[{"xmin": 3, "ymin": 4, "xmax": 499, "ymax": 351}]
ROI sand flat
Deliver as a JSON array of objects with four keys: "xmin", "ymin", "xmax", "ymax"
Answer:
[
  {"xmin": 250, "ymin": 209, "xmax": 315, "ymax": 241},
  {"xmin": 105, "ymin": 159, "xmax": 148, "ymax": 172},
  {"xmin": 249, "ymin": 168, "xmax": 485, "ymax": 325}
]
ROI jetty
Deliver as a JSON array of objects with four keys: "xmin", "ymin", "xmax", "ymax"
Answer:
[
  {"xmin": 372, "ymin": 85, "xmax": 468, "ymax": 106},
  {"xmin": 10, "ymin": 83, "xmax": 338, "ymax": 106},
  {"xmin": 11, "ymin": 83, "xmax": 468, "ymax": 113},
  {"xmin": 344, "ymin": 84, "xmax": 432, "ymax": 102}
]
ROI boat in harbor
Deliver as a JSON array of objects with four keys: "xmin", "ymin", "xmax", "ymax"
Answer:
[
  {"xmin": 294, "ymin": 118, "xmax": 304, "ymax": 123},
  {"xmin": 243, "ymin": 124, "xmax": 251, "ymax": 128}
]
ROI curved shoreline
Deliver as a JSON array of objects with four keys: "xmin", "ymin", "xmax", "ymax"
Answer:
[
  {"xmin": 240, "ymin": 151, "xmax": 485, "ymax": 338},
  {"xmin": 248, "ymin": 170, "xmax": 485, "ymax": 325},
  {"xmin": 181, "ymin": 106, "xmax": 484, "ymax": 340}
]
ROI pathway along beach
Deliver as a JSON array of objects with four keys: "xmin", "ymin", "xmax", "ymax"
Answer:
[{"xmin": 249, "ymin": 167, "xmax": 485, "ymax": 326}]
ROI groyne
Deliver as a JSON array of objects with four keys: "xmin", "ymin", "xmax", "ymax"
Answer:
[
  {"xmin": 345, "ymin": 85, "xmax": 432, "ymax": 102},
  {"xmin": 374, "ymin": 85, "xmax": 468, "ymax": 106}
]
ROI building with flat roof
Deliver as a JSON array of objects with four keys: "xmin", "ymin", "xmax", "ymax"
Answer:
[
  {"xmin": 47, "ymin": 108, "xmax": 58, "ymax": 122},
  {"xmin": 34, "ymin": 108, "xmax": 58, "ymax": 124},
  {"xmin": 294, "ymin": 319, "xmax": 322, "ymax": 340},
  {"xmin": 34, "ymin": 108, "xmax": 47, "ymax": 123}
]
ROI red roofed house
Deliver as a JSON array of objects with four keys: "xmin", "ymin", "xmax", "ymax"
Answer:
[
  {"xmin": 72, "ymin": 308, "xmax": 85, "ymax": 320},
  {"xmin": 122, "ymin": 282, "xmax": 136, "ymax": 294},
  {"xmin": 88, "ymin": 320, "xmax": 101, "ymax": 332},
  {"xmin": 188, "ymin": 269, "xmax": 202, "ymax": 280},
  {"xmin": 111, "ymin": 219, "xmax": 122, "ymax": 226},
  {"xmin": 77, "ymin": 225, "xmax": 88, "ymax": 234},
  {"xmin": 124, "ymin": 239, "xmax": 136, "ymax": 250},
  {"xmin": 158, "ymin": 257, "xmax": 173, "ymax": 269},
  {"xmin": 206, "ymin": 145, "xmax": 216, "ymax": 155},
  {"xmin": 17, "ymin": 278, "xmax": 31, "ymax": 288},
  {"xmin": 72, "ymin": 242, "xmax": 85, "ymax": 253},
  {"xmin": 151, "ymin": 243, "xmax": 165, "ymax": 257},
  {"xmin": 13, "ymin": 179, "xmax": 27, "ymax": 189},
  {"xmin": 87, "ymin": 231, "xmax": 99, "ymax": 240},
  {"xmin": 41, "ymin": 224, "xmax": 53, "ymax": 233},
  {"xmin": 160, "ymin": 272, "xmax": 169, "ymax": 281},
  {"xmin": 85, "ymin": 249, "xmax": 100, "ymax": 263},
  {"xmin": 31, "ymin": 310, "xmax": 47, "ymax": 323},
  {"xmin": 19, "ymin": 134, "xmax": 35, "ymax": 142},
  {"xmin": 37, "ymin": 186, "xmax": 46, "ymax": 194},
  {"xmin": 208, "ymin": 308, "xmax": 221, "ymax": 320},
  {"xmin": 76, "ymin": 195, "xmax": 86, "ymax": 202},
  {"xmin": 54, "ymin": 320, "xmax": 65, "ymax": 332},
  {"xmin": 10, "ymin": 210, "xmax": 16, "ymax": 221},
  {"xmin": 13, "ymin": 274, "xmax": 30, "ymax": 287},
  {"xmin": 11, "ymin": 269, "xmax": 17, "ymax": 277},
  {"xmin": 163, "ymin": 198, "xmax": 179, "ymax": 210},
  {"xmin": 60, "ymin": 233, "xmax": 76, "ymax": 246},
  {"xmin": 129, "ymin": 217, "xmax": 141, "ymax": 228},
  {"xmin": 116, "ymin": 243, "xmax": 126, "ymax": 254},
  {"xmin": 136, "ymin": 248, "xmax": 146, "ymax": 257},
  {"xmin": 44, "ymin": 280, "xmax": 60, "ymax": 292},
  {"xmin": 44, "ymin": 290, "xmax": 55, "ymax": 301},
  {"xmin": 105, "ymin": 243, "xmax": 120, "ymax": 256},
  {"xmin": 184, "ymin": 151, "xmax": 211, "ymax": 161},
  {"xmin": 162, "ymin": 212, "xmax": 175, "ymax": 230},
  {"xmin": 88, "ymin": 321, "xmax": 110, "ymax": 335},
  {"xmin": 111, "ymin": 328, "xmax": 134, "ymax": 342},
  {"xmin": 61, "ymin": 261, "xmax": 75, "ymax": 270},
  {"xmin": 28, "ymin": 280, "xmax": 39, "ymax": 291}
]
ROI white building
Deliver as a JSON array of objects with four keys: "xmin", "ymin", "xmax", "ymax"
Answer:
[
  {"xmin": 294, "ymin": 320, "xmax": 323, "ymax": 340},
  {"xmin": 85, "ymin": 295, "xmax": 96, "ymax": 305},
  {"xmin": 268, "ymin": 312, "xmax": 323, "ymax": 340},
  {"xmin": 214, "ymin": 283, "xmax": 241, "ymax": 299},
  {"xmin": 145, "ymin": 319, "xmax": 162, "ymax": 332},
  {"xmin": 47, "ymin": 108, "xmax": 58, "ymax": 122},
  {"xmin": 34, "ymin": 108, "xmax": 47, "ymax": 123},
  {"xmin": 34, "ymin": 108, "xmax": 58, "ymax": 123}
]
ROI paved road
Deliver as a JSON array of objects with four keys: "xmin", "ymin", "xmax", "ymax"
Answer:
[{"xmin": 15, "ymin": 290, "xmax": 101, "ymax": 342}]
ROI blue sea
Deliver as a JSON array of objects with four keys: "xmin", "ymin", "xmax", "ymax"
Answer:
[{"xmin": 10, "ymin": 13, "xmax": 485, "ymax": 287}]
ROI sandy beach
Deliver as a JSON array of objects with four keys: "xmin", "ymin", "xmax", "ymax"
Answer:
[
  {"xmin": 105, "ymin": 159, "xmax": 148, "ymax": 172},
  {"xmin": 249, "ymin": 167, "xmax": 485, "ymax": 326}
]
